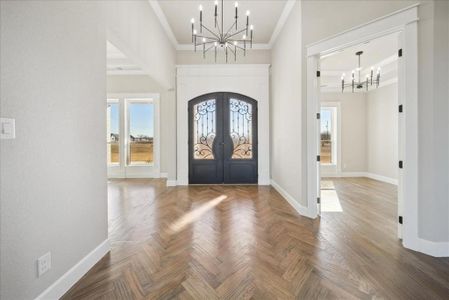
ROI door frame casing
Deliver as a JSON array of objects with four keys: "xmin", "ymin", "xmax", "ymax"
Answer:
[
  {"xmin": 176, "ymin": 64, "xmax": 270, "ymax": 185},
  {"xmin": 305, "ymin": 5, "xmax": 418, "ymax": 251}
]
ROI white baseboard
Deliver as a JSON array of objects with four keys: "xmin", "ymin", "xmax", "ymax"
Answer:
[
  {"xmin": 322, "ymin": 171, "xmax": 366, "ymax": 178},
  {"xmin": 270, "ymin": 180, "xmax": 316, "ymax": 219},
  {"xmin": 35, "ymin": 239, "xmax": 110, "ymax": 300},
  {"xmin": 405, "ymin": 237, "xmax": 449, "ymax": 257},
  {"xmin": 160, "ymin": 172, "xmax": 168, "ymax": 178},
  {"xmin": 166, "ymin": 180, "xmax": 177, "ymax": 186},
  {"xmin": 322, "ymin": 171, "xmax": 398, "ymax": 185},
  {"xmin": 365, "ymin": 173, "xmax": 398, "ymax": 185}
]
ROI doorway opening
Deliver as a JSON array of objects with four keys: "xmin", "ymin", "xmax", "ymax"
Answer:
[
  {"xmin": 318, "ymin": 33, "xmax": 400, "ymax": 232},
  {"xmin": 306, "ymin": 4, "xmax": 419, "ymax": 249},
  {"xmin": 188, "ymin": 92, "xmax": 258, "ymax": 184}
]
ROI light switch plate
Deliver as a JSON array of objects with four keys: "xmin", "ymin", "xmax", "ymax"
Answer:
[{"xmin": 0, "ymin": 118, "xmax": 15, "ymax": 139}]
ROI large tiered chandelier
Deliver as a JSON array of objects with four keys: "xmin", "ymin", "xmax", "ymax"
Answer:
[
  {"xmin": 341, "ymin": 51, "xmax": 381, "ymax": 92},
  {"xmin": 190, "ymin": 0, "xmax": 254, "ymax": 62}
]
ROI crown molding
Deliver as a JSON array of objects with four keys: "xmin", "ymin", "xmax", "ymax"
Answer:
[
  {"xmin": 150, "ymin": 0, "xmax": 296, "ymax": 51},
  {"xmin": 148, "ymin": 0, "xmax": 178, "ymax": 47},
  {"xmin": 268, "ymin": 0, "xmax": 296, "ymax": 47}
]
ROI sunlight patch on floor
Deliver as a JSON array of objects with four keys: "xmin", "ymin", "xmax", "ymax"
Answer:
[
  {"xmin": 321, "ymin": 190, "xmax": 343, "ymax": 212},
  {"xmin": 169, "ymin": 195, "xmax": 228, "ymax": 234}
]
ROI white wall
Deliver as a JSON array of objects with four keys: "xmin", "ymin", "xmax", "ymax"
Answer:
[
  {"xmin": 176, "ymin": 49, "xmax": 271, "ymax": 65},
  {"xmin": 367, "ymin": 84, "xmax": 398, "ymax": 180},
  {"xmin": 0, "ymin": 1, "xmax": 107, "ymax": 299},
  {"xmin": 417, "ymin": 0, "xmax": 449, "ymax": 242},
  {"xmin": 105, "ymin": 0, "xmax": 176, "ymax": 89},
  {"xmin": 107, "ymin": 75, "xmax": 176, "ymax": 180},
  {"xmin": 321, "ymin": 92, "xmax": 367, "ymax": 173},
  {"xmin": 321, "ymin": 85, "xmax": 398, "ymax": 182},
  {"xmin": 302, "ymin": 0, "xmax": 449, "ymax": 243},
  {"xmin": 270, "ymin": 1, "xmax": 304, "ymax": 205}
]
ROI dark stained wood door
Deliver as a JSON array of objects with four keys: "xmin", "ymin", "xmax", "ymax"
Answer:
[{"xmin": 189, "ymin": 92, "xmax": 257, "ymax": 184}]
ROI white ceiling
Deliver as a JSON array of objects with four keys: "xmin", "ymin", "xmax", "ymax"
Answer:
[
  {"xmin": 156, "ymin": 0, "xmax": 289, "ymax": 46},
  {"xmin": 320, "ymin": 32, "xmax": 399, "ymax": 92}
]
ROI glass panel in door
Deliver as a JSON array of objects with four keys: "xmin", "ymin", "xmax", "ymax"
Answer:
[
  {"xmin": 193, "ymin": 99, "xmax": 216, "ymax": 160},
  {"xmin": 229, "ymin": 98, "xmax": 253, "ymax": 159}
]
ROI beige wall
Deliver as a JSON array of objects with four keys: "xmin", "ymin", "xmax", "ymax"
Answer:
[
  {"xmin": 107, "ymin": 75, "xmax": 176, "ymax": 180},
  {"xmin": 270, "ymin": 1, "xmax": 304, "ymax": 204},
  {"xmin": 176, "ymin": 49, "xmax": 271, "ymax": 65},
  {"xmin": 321, "ymin": 92, "xmax": 367, "ymax": 173},
  {"xmin": 367, "ymin": 84, "xmax": 398, "ymax": 180},
  {"xmin": 321, "ymin": 84, "xmax": 399, "ymax": 180},
  {"xmin": 0, "ymin": 1, "xmax": 107, "ymax": 299}
]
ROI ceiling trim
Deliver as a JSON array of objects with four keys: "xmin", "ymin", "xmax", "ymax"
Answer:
[
  {"xmin": 176, "ymin": 43, "xmax": 271, "ymax": 51},
  {"xmin": 268, "ymin": 0, "xmax": 296, "ymax": 47},
  {"xmin": 151, "ymin": 0, "xmax": 296, "ymax": 51},
  {"xmin": 148, "ymin": 0, "xmax": 178, "ymax": 47}
]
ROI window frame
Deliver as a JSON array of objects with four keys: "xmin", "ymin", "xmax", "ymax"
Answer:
[
  {"xmin": 107, "ymin": 93, "xmax": 160, "ymax": 178},
  {"xmin": 125, "ymin": 98, "xmax": 156, "ymax": 166},
  {"xmin": 320, "ymin": 102, "xmax": 341, "ymax": 174},
  {"xmin": 106, "ymin": 99, "xmax": 120, "ymax": 167}
]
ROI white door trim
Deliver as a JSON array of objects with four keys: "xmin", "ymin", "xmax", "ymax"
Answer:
[
  {"xmin": 306, "ymin": 5, "xmax": 422, "ymax": 254},
  {"xmin": 176, "ymin": 64, "xmax": 270, "ymax": 186}
]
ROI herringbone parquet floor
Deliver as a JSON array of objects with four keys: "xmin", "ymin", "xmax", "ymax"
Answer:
[{"xmin": 62, "ymin": 178, "xmax": 449, "ymax": 299}]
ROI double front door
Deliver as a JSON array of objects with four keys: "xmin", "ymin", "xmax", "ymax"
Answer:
[{"xmin": 188, "ymin": 92, "xmax": 258, "ymax": 184}]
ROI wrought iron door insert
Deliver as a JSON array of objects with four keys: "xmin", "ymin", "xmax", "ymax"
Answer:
[{"xmin": 189, "ymin": 92, "xmax": 258, "ymax": 184}]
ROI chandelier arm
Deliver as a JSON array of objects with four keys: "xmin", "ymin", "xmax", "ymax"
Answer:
[
  {"xmin": 215, "ymin": 18, "xmax": 222, "ymax": 39},
  {"xmin": 204, "ymin": 44, "xmax": 216, "ymax": 53},
  {"xmin": 201, "ymin": 24, "xmax": 221, "ymax": 40},
  {"xmin": 227, "ymin": 46, "xmax": 236, "ymax": 56},
  {"xmin": 224, "ymin": 21, "xmax": 237, "ymax": 38},
  {"xmin": 194, "ymin": 34, "xmax": 217, "ymax": 40},
  {"xmin": 227, "ymin": 38, "xmax": 248, "ymax": 43},
  {"xmin": 224, "ymin": 28, "xmax": 247, "ymax": 40}
]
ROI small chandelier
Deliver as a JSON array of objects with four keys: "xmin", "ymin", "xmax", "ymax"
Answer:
[
  {"xmin": 341, "ymin": 51, "xmax": 381, "ymax": 92},
  {"xmin": 190, "ymin": 0, "xmax": 254, "ymax": 63}
]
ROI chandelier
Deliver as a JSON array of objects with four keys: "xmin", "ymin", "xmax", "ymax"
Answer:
[
  {"xmin": 190, "ymin": 0, "xmax": 254, "ymax": 62},
  {"xmin": 341, "ymin": 51, "xmax": 381, "ymax": 92}
]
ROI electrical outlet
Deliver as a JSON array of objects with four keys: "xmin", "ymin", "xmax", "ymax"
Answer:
[{"xmin": 37, "ymin": 252, "xmax": 51, "ymax": 277}]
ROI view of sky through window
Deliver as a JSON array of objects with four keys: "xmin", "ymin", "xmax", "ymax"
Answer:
[
  {"xmin": 129, "ymin": 103, "xmax": 154, "ymax": 137},
  {"xmin": 109, "ymin": 104, "xmax": 119, "ymax": 135},
  {"xmin": 320, "ymin": 109, "xmax": 332, "ymax": 134}
]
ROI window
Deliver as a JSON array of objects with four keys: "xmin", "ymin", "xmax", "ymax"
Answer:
[
  {"xmin": 320, "ymin": 107, "xmax": 337, "ymax": 165},
  {"xmin": 107, "ymin": 101, "xmax": 120, "ymax": 165},
  {"xmin": 127, "ymin": 101, "xmax": 154, "ymax": 165},
  {"xmin": 107, "ymin": 94, "xmax": 159, "ymax": 178}
]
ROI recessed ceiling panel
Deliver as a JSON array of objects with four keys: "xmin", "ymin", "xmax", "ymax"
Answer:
[{"xmin": 158, "ymin": 0, "xmax": 287, "ymax": 44}]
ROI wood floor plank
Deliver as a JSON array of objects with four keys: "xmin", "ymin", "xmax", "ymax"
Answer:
[{"xmin": 62, "ymin": 178, "xmax": 449, "ymax": 300}]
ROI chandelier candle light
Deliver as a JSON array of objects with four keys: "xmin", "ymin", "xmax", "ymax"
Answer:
[
  {"xmin": 191, "ymin": 0, "xmax": 254, "ymax": 63},
  {"xmin": 341, "ymin": 51, "xmax": 381, "ymax": 92}
]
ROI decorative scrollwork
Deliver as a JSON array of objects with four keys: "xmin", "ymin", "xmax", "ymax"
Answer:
[
  {"xmin": 193, "ymin": 99, "xmax": 216, "ymax": 159},
  {"xmin": 230, "ymin": 98, "xmax": 253, "ymax": 159}
]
